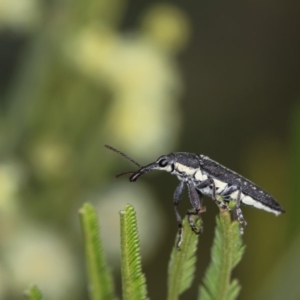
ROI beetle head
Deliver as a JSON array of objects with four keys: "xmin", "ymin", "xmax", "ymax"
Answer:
[{"xmin": 129, "ymin": 154, "xmax": 175, "ymax": 181}]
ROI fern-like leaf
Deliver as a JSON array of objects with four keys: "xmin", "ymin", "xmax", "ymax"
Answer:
[
  {"xmin": 167, "ymin": 217, "xmax": 201, "ymax": 300},
  {"xmin": 79, "ymin": 202, "xmax": 117, "ymax": 300},
  {"xmin": 24, "ymin": 285, "xmax": 43, "ymax": 300},
  {"xmin": 199, "ymin": 210, "xmax": 245, "ymax": 300},
  {"xmin": 119, "ymin": 204, "xmax": 148, "ymax": 300}
]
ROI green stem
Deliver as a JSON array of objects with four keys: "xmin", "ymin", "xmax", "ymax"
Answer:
[
  {"xmin": 79, "ymin": 203, "xmax": 116, "ymax": 300},
  {"xmin": 167, "ymin": 218, "xmax": 200, "ymax": 300},
  {"xmin": 217, "ymin": 211, "xmax": 236, "ymax": 299},
  {"xmin": 119, "ymin": 204, "xmax": 148, "ymax": 300},
  {"xmin": 199, "ymin": 210, "xmax": 245, "ymax": 300}
]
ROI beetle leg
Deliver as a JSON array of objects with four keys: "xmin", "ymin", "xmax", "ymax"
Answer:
[
  {"xmin": 173, "ymin": 181, "xmax": 185, "ymax": 250},
  {"xmin": 234, "ymin": 189, "xmax": 247, "ymax": 234},
  {"xmin": 221, "ymin": 185, "xmax": 247, "ymax": 234},
  {"xmin": 186, "ymin": 181, "xmax": 206, "ymax": 235}
]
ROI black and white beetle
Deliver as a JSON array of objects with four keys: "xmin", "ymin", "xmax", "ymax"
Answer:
[{"xmin": 105, "ymin": 145, "xmax": 284, "ymax": 250}]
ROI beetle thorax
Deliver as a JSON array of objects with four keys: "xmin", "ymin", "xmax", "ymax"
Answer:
[{"xmin": 175, "ymin": 162, "xmax": 196, "ymax": 175}]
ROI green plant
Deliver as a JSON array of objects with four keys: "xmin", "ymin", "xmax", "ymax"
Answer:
[
  {"xmin": 199, "ymin": 210, "xmax": 245, "ymax": 300},
  {"xmin": 25, "ymin": 203, "xmax": 244, "ymax": 300},
  {"xmin": 79, "ymin": 203, "xmax": 117, "ymax": 300},
  {"xmin": 24, "ymin": 285, "xmax": 43, "ymax": 300}
]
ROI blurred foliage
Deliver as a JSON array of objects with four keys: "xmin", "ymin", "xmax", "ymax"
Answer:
[
  {"xmin": 0, "ymin": 0, "xmax": 189, "ymax": 299},
  {"xmin": 24, "ymin": 285, "xmax": 43, "ymax": 300},
  {"xmin": 289, "ymin": 104, "xmax": 300, "ymax": 237},
  {"xmin": 251, "ymin": 103, "xmax": 300, "ymax": 299},
  {"xmin": 0, "ymin": 0, "xmax": 298, "ymax": 299},
  {"xmin": 256, "ymin": 229, "xmax": 300, "ymax": 300}
]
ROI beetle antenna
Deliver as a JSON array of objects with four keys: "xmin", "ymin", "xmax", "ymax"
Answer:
[{"xmin": 104, "ymin": 144, "xmax": 141, "ymax": 167}]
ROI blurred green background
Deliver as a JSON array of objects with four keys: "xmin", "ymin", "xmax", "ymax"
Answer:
[{"xmin": 0, "ymin": 0, "xmax": 299, "ymax": 299}]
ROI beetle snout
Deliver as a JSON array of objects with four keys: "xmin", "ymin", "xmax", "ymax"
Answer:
[{"xmin": 129, "ymin": 162, "xmax": 158, "ymax": 182}]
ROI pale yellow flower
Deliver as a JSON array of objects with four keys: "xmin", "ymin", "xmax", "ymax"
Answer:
[
  {"xmin": 0, "ymin": 0, "xmax": 41, "ymax": 31},
  {"xmin": 3, "ymin": 226, "xmax": 79, "ymax": 300}
]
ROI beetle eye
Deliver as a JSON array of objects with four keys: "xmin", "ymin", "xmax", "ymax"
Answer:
[{"xmin": 158, "ymin": 158, "xmax": 168, "ymax": 167}]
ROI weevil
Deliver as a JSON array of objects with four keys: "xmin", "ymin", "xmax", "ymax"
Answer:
[{"xmin": 105, "ymin": 145, "xmax": 285, "ymax": 250}]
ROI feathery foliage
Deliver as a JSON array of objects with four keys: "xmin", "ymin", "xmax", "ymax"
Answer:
[
  {"xmin": 119, "ymin": 204, "xmax": 148, "ymax": 300},
  {"xmin": 22, "ymin": 205, "xmax": 246, "ymax": 300},
  {"xmin": 199, "ymin": 210, "xmax": 245, "ymax": 300},
  {"xmin": 24, "ymin": 285, "xmax": 43, "ymax": 300},
  {"xmin": 79, "ymin": 202, "xmax": 117, "ymax": 300},
  {"xmin": 167, "ymin": 217, "xmax": 201, "ymax": 300}
]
